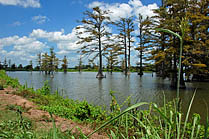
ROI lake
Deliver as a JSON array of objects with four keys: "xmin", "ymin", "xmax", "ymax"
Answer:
[{"xmin": 7, "ymin": 71, "xmax": 209, "ymax": 122}]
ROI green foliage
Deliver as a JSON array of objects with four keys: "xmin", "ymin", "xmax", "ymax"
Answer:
[
  {"xmin": 61, "ymin": 55, "xmax": 68, "ymax": 73},
  {"xmin": 39, "ymin": 97, "xmax": 105, "ymax": 122},
  {"xmin": 39, "ymin": 48, "xmax": 59, "ymax": 75},
  {"xmin": 0, "ymin": 70, "xmax": 20, "ymax": 88},
  {"xmin": 109, "ymin": 91, "xmax": 121, "ymax": 113},
  {"xmin": 0, "ymin": 119, "xmax": 35, "ymax": 139},
  {"xmin": 37, "ymin": 80, "xmax": 51, "ymax": 95},
  {"xmin": 88, "ymin": 91, "xmax": 209, "ymax": 138},
  {"xmin": 0, "ymin": 104, "xmax": 76, "ymax": 139},
  {"xmin": 0, "ymin": 107, "xmax": 35, "ymax": 139}
]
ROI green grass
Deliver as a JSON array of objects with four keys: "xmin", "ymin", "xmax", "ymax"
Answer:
[{"xmin": 0, "ymin": 70, "xmax": 20, "ymax": 88}]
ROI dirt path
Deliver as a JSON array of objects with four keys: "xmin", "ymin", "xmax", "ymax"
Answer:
[{"xmin": 0, "ymin": 88, "xmax": 107, "ymax": 139}]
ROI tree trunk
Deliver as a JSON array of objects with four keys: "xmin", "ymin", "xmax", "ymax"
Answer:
[
  {"xmin": 138, "ymin": 27, "xmax": 143, "ymax": 77},
  {"xmin": 128, "ymin": 37, "xmax": 131, "ymax": 75},
  {"xmin": 161, "ymin": 34, "xmax": 165, "ymax": 78},
  {"xmin": 96, "ymin": 29, "xmax": 105, "ymax": 78},
  {"xmin": 110, "ymin": 62, "xmax": 113, "ymax": 74},
  {"xmin": 124, "ymin": 34, "xmax": 128, "ymax": 76},
  {"xmin": 64, "ymin": 69, "xmax": 67, "ymax": 73}
]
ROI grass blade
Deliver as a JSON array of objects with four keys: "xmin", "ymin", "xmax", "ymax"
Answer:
[
  {"xmin": 204, "ymin": 99, "xmax": 209, "ymax": 139},
  {"xmin": 153, "ymin": 103, "xmax": 174, "ymax": 127},
  {"xmin": 181, "ymin": 89, "xmax": 196, "ymax": 139},
  {"xmin": 87, "ymin": 102, "xmax": 148, "ymax": 138},
  {"xmin": 191, "ymin": 116, "xmax": 197, "ymax": 139},
  {"xmin": 176, "ymin": 113, "xmax": 182, "ymax": 139}
]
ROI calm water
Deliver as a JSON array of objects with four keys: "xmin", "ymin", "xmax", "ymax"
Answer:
[{"xmin": 7, "ymin": 71, "xmax": 209, "ymax": 122}]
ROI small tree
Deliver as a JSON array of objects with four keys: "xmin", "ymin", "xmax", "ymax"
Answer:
[
  {"xmin": 135, "ymin": 14, "xmax": 153, "ymax": 76},
  {"xmin": 62, "ymin": 56, "xmax": 68, "ymax": 73},
  {"xmin": 8, "ymin": 59, "xmax": 11, "ymax": 69},
  {"xmin": 42, "ymin": 53, "xmax": 49, "ymax": 74},
  {"xmin": 113, "ymin": 17, "xmax": 134, "ymax": 75},
  {"xmin": 126, "ymin": 17, "xmax": 134, "ymax": 74},
  {"xmin": 3, "ymin": 58, "xmax": 7, "ymax": 70},
  {"xmin": 18, "ymin": 64, "xmax": 23, "ymax": 70},
  {"xmin": 37, "ymin": 53, "xmax": 42, "ymax": 72},
  {"xmin": 49, "ymin": 48, "xmax": 55, "ymax": 74},
  {"xmin": 113, "ymin": 18, "xmax": 128, "ymax": 75},
  {"xmin": 78, "ymin": 55, "xmax": 82, "ymax": 72},
  {"xmin": 11, "ymin": 63, "xmax": 16, "ymax": 70},
  {"xmin": 104, "ymin": 44, "xmax": 120, "ymax": 73},
  {"xmin": 29, "ymin": 60, "xmax": 33, "ymax": 71}
]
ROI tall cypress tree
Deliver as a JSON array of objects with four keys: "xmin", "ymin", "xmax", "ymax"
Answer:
[{"xmin": 76, "ymin": 7, "xmax": 111, "ymax": 78}]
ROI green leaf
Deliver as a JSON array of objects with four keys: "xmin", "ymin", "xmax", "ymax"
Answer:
[{"xmin": 155, "ymin": 28, "xmax": 182, "ymax": 41}]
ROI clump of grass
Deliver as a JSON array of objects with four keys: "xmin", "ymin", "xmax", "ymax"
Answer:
[
  {"xmin": 87, "ymin": 90, "xmax": 208, "ymax": 139},
  {"xmin": 0, "ymin": 70, "xmax": 20, "ymax": 88},
  {"xmin": 0, "ymin": 106, "xmax": 35, "ymax": 139}
]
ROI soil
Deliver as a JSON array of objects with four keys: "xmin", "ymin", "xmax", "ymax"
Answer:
[{"xmin": 0, "ymin": 87, "xmax": 108, "ymax": 139}]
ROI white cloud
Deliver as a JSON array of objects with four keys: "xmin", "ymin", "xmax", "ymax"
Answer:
[
  {"xmin": 0, "ymin": 0, "xmax": 40, "ymax": 8},
  {"xmin": 56, "ymin": 50, "xmax": 70, "ymax": 55},
  {"xmin": 128, "ymin": 0, "xmax": 143, "ymax": 7},
  {"xmin": 88, "ymin": 1, "xmax": 105, "ymax": 9},
  {"xmin": 88, "ymin": 0, "xmax": 158, "ymax": 21},
  {"xmin": 88, "ymin": 2, "xmax": 132, "ymax": 21},
  {"xmin": 0, "ymin": 35, "xmax": 46, "ymax": 65},
  {"xmin": 0, "ymin": 35, "xmax": 46, "ymax": 52},
  {"xmin": 32, "ymin": 15, "xmax": 49, "ymax": 24},
  {"xmin": 30, "ymin": 28, "xmax": 83, "ymax": 51},
  {"xmin": 133, "ymin": 3, "xmax": 158, "ymax": 18}
]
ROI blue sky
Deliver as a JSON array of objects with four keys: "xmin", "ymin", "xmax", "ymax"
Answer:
[{"xmin": 0, "ymin": 0, "xmax": 161, "ymax": 67}]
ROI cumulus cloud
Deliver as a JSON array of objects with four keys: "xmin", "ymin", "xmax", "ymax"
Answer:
[
  {"xmin": 0, "ymin": 35, "xmax": 46, "ymax": 65},
  {"xmin": 128, "ymin": 0, "xmax": 143, "ymax": 7},
  {"xmin": 88, "ymin": 1, "xmax": 105, "ymax": 9},
  {"xmin": 132, "ymin": 3, "xmax": 158, "ymax": 18},
  {"xmin": 88, "ymin": 0, "xmax": 158, "ymax": 21},
  {"xmin": 32, "ymin": 15, "xmax": 49, "ymax": 24},
  {"xmin": 0, "ymin": 35, "xmax": 46, "ymax": 52},
  {"xmin": 30, "ymin": 28, "xmax": 83, "ymax": 52},
  {"xmin": 88, "ymin": 2, "xmax": 132, "ymax": 21},
  {"xmin": 0, "ymin": 0, "xmax": 40, "ymax": 8}
]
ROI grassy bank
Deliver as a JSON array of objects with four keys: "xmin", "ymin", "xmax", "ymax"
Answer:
[{"xmin": 0, "ymin": 70, "xmax": 208, "ymax": 138}]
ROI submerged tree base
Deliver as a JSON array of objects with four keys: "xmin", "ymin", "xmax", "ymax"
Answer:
[
  {"xmin": 96, "ymin": 72, "xmax": 106, "ymax": 78},
  {"xmin": 137, "ymin": 72, "xmax": 143, "ymax": 76}
]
